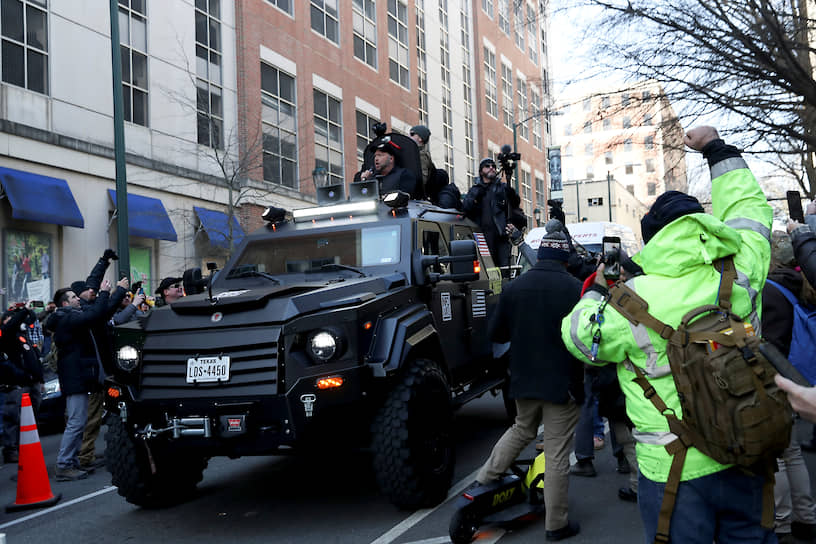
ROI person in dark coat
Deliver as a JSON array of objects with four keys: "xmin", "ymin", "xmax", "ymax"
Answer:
[
  {"xmin": 426, "ymin": 168, "xmax": 462, "ymax": 210},
  {"xmin": 0, "ymin": 307, "xmax": 44, "ymax": 464},
  {"xmin": 474, "ymin": 231, "xmax": 584, "ymax": 541},
  {"xmin": 359, "ymin": 140, "xmax": 418, "ymax": 198},
  {"xmin": 462, "ymin": 157, "xmax": 526, "ymax": 270},
  {"xmin": 49, "ymin": 276, "xmax": 127, "ymax": 481}
]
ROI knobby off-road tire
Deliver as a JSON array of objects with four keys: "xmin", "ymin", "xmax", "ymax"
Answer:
[
  {"xmin": 371, "ymin": 359, "xmax": 454, "ymax": 509},
  {"xmin": 105, "ymin": 414, "xmax": 208, "ymax": 507}
]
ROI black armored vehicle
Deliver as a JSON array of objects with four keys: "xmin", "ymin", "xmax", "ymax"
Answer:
[{"xmin": 104, "ymin": 133, "xmax": 513, "ymax": 509}]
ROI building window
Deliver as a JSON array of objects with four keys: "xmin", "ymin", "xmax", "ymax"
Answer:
[
  {"xmin": 482, "ymin": 0, "xmax": 493, "ymax": 18},
  {"xmin": 352, "ymin": 0, "xmax": 377, "ymax": 68},
  {"xmin": 498, "ymin": 0, "xmax": 509, "ymax": 34},
  {"xmin": 513, "ymin": 1, "xmax": 525, "ymax": 51},
  {"xmin": 484, "ymin": 46, "xmax": 497, "ymax": 117},
  {"xmin": 621, "ymin": 92, "xmax": 630, "ymax": 106},
  {"xmin": 626, "ymin": 184, "xmax": 634, "ymax": 194},
  {"xmin": 313, "ymin": 89, "xmax": 343, "ymax": 186},
  {"xmin": 265, "ymin": 0, "xmax": 292, "ymax": 15},
  {"xmin": 588, "ymin": 197, "xmax": 604, "ymax": 206},
  {"xmin": 625, "ymin": 163, "xmax": 634, "ymax": 175},
  {"xmin": 416, "ymin": 1, "xmax": 428, "ymax": 124},
  {"xmin": 521, "ymin": 169, "xmax": 532, "ymax": 221},
  {"xmin": 601, "ymin": 96, "xmax": 610, "ymax": 108},
  {"xmin": 1, "ymin": 0, "xmax": 48, "ymax": 94},
  {"xmin": 527, "ymin": 3, "xmax": 537, "ymax": 64},
  {"xmin": 310, "ymin": 0, "xmax": 339, "ymax": 44},
  {"xmin": 356, "ymin": 110, "xmax": 377, "ymax": 170},
  {"xmin": 642, "ymin": 89, "xmax": 651, "ymax": 100},
  {"xmin": 646, "ymin": 158, "xmax": 655, "ymax": 172},
  {"xmin": 563, "ymin": 123, "xmax": 571, "ymax": 136},
  {"xmin": 531, "ymin": 87, "xmax": 542, "ymax": 149},
  {"xmin": 195, "ymin": 0, "xmax": 223, "ymax": 149},
  {"xmin": 387, "ymin": 0, "xmax": 409, "ymax": 88},
  {"xmin": 586, "ymin": 166, "xmax": 594, "ymax": 179},
  {"xmin": 644, "ymin": 135, "xmax": 654, "ymax": 150},
  {"xmin": 584, "ymin": 143, "xmax": 593, "ymax": 155},
  {"xmin": 647, "ymin": 182, "xmax": 656, "ymax": 195},
  {"xmin": 460, "ymin": 4, "xmax": 475, "ymax": 178},
  {"xmin": 501, "ymin": 62, "xmax": 513, "ymax": 129},
  {"xmin": 517, "ymin": 77, "xmax": 528, "ymax": 140},
  {"xmin": 643, "ymin": 113, "xmax": 652, "ymax": 126},
  {"xmin": 439, "ymin": 0, "xmax": 453, "ymax": 175},
  {"xmin": 622, "ymin": 116, "xmax": 631, "ymax": 128},
  {"xmin": 603, "ymin": 118, "xmax": 611, "ymax": 130},
  {"xmin": 119, "ymin": 0, "xmax": 148, "ymax": 126},
  {"xmin": 623, "ymin": 138, "xmax": 632, "ymax": 152},
  {"xmin": 605, "ymin": 151, "xmax": 613, "ymax": 165},
  {"xmin": 583, "ymin": 97, "xmax": 591, "ymax": 111},
  {"xmin": 261, "ymin": 64, "xmax": 298, "ymax": 189},
  {"xmin": 535, "ymin": 175, "xmax": 545, "ymax": 208},
  {"xmin": 583, "ymin": 120, "xmax": 591, "ymax": 134}
]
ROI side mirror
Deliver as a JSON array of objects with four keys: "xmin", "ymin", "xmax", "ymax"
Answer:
[{"xmin": 413, "ymin": 240, "xmax": 480, "ymax": 285}]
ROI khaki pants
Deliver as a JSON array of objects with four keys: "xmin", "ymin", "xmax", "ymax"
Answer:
[
  {"xmin": 477, "ymin": 398, "xmax": 579, "ymax": 531},
  {"xmin": 610, "ymin": 419, "xmax": 638, "ymax": 492},
  {"xmin": 79, "ymin": 390, "xmax": 103, "ymax": 465}
]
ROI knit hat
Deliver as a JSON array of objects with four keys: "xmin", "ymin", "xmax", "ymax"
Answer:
[
  {"xmin": 771, "ymin": 230, "xmax": 796, "ymax": 267},
  {"xmin": 544, "ymin": 219, "xmax": 566, "ymax": 234},
  {"xmin": 70, "ymin": 281, "xmax": 90, "ymax": 296},
  {"xmin": 640, "ymin": 191, "xmax": 704, "ymax": 243},
  {"xmin": 479, "ymin": 157, "xmax": 496, "ymax": 170},
  {"xmin": 537, "ymin": 232, "xmax": 570, "ymax": 262},
  {"xmin": 409, "ymin": 125, "xmax": 430, "ymax": 143}
]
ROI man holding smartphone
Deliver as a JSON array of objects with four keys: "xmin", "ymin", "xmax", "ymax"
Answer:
[{"xmin": 562, "ymin": 126, "xmax": 775, "ymax": 543}]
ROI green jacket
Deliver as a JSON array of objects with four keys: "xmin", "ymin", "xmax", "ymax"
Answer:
[{"xmin": 561, "ymin": 155, "xmax": 771, "ymax": 483}]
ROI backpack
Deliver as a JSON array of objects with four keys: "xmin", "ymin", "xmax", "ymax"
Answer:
[
  {"xmin": 42, "ymin": 344, "xmax": 59, "ymax": 373},
  {"xmin": 764, "ymin": 279, "xmax": 816, "ymax": 385},
  {"xmin": 607, "ymin": 256, "xmax": 792, "ymax": 541}
]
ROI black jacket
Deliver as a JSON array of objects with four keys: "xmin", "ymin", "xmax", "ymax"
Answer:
[
  {"xmin": 0, "ymin": 308, "xmax": 43, "ymax": 386},
  {"xmin": 378, "ymin": 166, "xmax": 418, "ymax": 198},
  {"xmin": 762, "ymin": 267, "xmax": 803, "ymax": 356},
  {"xmin": 462, "ymin": 180, "xmax": 526, "ymax": 267},
  {"xmin": 79, "ymin": 286, "xmax": 127, "ymax": 375},
  {"xmin": 488, "ymin": 259, "xmax": 584, "ymax": 403},
  {"xmin": 48, "ymin": 291, "xmax": 113, "ymax": 396},
  {"xmin": 791, "ymin": 220, "xmax": 816, "ymax": 290}
]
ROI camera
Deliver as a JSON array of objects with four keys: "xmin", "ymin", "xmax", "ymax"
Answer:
[
  {"xmin": 497, "ymin": 144, "xmax": 521, "ymax": 172},
  {"xmin": 372, "ymin": 122, "xmax": 387, "ymax": 138}
]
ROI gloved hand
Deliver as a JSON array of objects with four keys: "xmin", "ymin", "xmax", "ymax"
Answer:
[{"xmin": 102, "ymin": 249, "xmax": 119, "ymax": 261}]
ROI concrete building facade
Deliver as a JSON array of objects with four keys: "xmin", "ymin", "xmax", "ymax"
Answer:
[{"xmin": 552, "ymin": 81, "xmax": 687, "ymax": 226}]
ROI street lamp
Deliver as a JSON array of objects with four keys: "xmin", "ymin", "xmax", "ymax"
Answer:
[
  {"xmin": 312, "ymin": 167, "xmax": 328, "ymax": 187},
  {"xmin": 533, "ymin": 208, "xmax": 541, "ymax": 227}
]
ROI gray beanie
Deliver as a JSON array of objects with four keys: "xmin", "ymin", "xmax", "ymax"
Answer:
[{"xmin": 410, "ymin": 125, "xmax": 430, "ymax": 143}]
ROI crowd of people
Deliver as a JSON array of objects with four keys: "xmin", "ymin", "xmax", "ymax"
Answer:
[{"xmin": 0, "ymin": 251, "xmax": 185, "ymax": 482}]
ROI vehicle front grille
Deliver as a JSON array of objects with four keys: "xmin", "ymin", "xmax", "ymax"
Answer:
[{"xmin": 136, "ymin": 325, "xmax": 281, "ymax": 401}]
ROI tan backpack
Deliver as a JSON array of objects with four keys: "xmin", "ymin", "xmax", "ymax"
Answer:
[{"xmin": 607, "ymin": 256, "xmax": 791, "ymax": 543}]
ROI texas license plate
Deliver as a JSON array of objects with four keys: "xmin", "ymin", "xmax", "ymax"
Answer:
[{"xmin": 186, "ymin": 356, "xmax": 230, "ymax": 383}]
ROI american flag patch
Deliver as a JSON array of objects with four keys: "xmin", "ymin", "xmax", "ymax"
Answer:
[
  {"xmin": 472, "ymin": 290, "xmax": 487, "ymax": 318},
  {"xmin": 473, "ymin": 233, "xmax": 491, "ymax": 256}
]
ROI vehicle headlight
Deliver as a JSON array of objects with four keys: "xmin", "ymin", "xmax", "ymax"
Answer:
[
  {"xmin": 306, "ymin": 330, "xmax": 344, "ymax": 362},
  {"xmin": 43, "ymin": 378, "xmax": 61, "ymax": 398},
  {"xmin": 116, "ymin": 345, "xmax": 141, "ymax": 371}
]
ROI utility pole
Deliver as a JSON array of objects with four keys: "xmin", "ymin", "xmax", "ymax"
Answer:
[
  {"xmin": 606, "ymin": 171, "xmax": 613, "ymax": 221},
  {"xmin": 109, "ymin": 0, "xmax": 130, "ymax": 278}
]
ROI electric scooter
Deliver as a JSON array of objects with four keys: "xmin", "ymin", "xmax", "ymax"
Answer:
[{"xmin": 448, "ymin": 453, "xmax": 546, "ymax": 544}]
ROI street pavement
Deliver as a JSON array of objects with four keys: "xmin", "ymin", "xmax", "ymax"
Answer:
[{"xmin": 0, "ymin": 396, "xmax": 813, "ymax": 543}]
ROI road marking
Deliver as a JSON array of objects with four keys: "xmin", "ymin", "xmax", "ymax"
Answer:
[
  {"xmin": 401, "ymin": 529, "xmax": 505, "ymax": 544},
  {"xmin": 0, "ymin": 486, "xmax": 116, "ymax": 530},
  {"xmin": 369, "ymin": 469, "xmax": 478, "ymax": 544}
]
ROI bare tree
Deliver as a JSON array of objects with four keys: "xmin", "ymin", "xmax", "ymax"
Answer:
[{"xmin": 564, "ymin": 0, "xmax": 816, "ymax": 197}]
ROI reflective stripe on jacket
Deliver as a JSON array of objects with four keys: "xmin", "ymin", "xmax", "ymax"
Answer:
[{"xmin": 560, "ymin": 156, "xmax": 771, "ymax": 483}]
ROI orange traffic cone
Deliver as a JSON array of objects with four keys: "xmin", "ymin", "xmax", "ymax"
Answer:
[{"xmin": 6, "ymin": 392, "xmax": 61, "ymax": 512}]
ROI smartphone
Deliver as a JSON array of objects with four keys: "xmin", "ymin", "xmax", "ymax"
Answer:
[
  {"xmin": 138, "ymin": 287, "xmax": 145, "ymax": 296},
  {"xmin": 30, "ymin": 300, "xmax": 44, "ymax": 308},
  {"xmin": 602, "ymin": 236, "xmax": 621, "ymax": 280},
  {"xmin": 787, "ymin": 190, "xmax": 805, "ymax": 223}
]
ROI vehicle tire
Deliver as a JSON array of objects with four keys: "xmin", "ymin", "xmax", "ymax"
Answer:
[
  {"xmin": 371, "ymin": 358, "xmax": 454, "ymax": 509},
  {"xmin": 105, "ymin": 414, "xmax": 208, "ymax": 507},
  {"xmin": 449, "ymin": 508, "xmax": 479, "ymax": 544}
]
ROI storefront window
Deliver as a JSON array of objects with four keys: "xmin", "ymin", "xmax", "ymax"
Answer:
[
  {"xmin": 3, "ymin": 230, "xmax": 52, "ymax": 305},
  {"xmin": 130, "ymin": 247, "xmax": 152, "ymax": 293}
]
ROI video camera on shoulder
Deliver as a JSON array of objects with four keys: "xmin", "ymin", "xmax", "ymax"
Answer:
[{"xmin": 497, "ymin": 144, "xmax": 521, "ymax": 174}]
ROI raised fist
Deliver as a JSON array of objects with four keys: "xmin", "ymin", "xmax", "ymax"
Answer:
[{"xmin": 102, "ymin": 249, "xmax": 119, "ymax": 261}]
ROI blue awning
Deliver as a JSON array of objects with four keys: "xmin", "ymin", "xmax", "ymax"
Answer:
[
  {"xmin": 107, "ymin": 189, "xmax": 177, "ymax": 242},
  {"xmin": 0, "ymin": 167, "xmax": 84, "ymax": 227},
  {"xmin": 194, "ymin": 206, "xmax": 245, "ymax": 249}
]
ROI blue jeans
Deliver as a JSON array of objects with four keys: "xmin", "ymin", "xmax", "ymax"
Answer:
[
  {"xmin": 574, "ymin": 377, "xmax": 620, "ymax": 460},
  {"xmin": 56, "ymin": 393, "xmax": 88, "ymax": 469},
  {"xmin": 638, "ymin": 467, "xmax": 777, "ymax": 543}
]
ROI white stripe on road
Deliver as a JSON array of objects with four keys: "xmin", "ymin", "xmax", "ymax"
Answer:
[
  {"xmin": 401, "ymin": 529, "xmax": 506, "ymax": 544},
  {"xmin": 0, "ymin": 486, "xmax": 116, "ymax": 530},
  {"xmin": 369, "ymin": 469, "xmax": 479, "ymax": 544}
]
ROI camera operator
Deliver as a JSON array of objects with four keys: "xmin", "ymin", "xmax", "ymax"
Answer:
[
  {"xmin": 463, "ymin": 155, "xmax": 526, "ymax": 271},
  {"xmin": 546, "ymin": 200, "xmax": 597, "ymax": 281}
]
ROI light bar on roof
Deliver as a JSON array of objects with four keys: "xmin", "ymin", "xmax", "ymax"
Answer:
[{"xmin": 292, "ymin": 199, "xmax": 378, "ymax": 223}]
